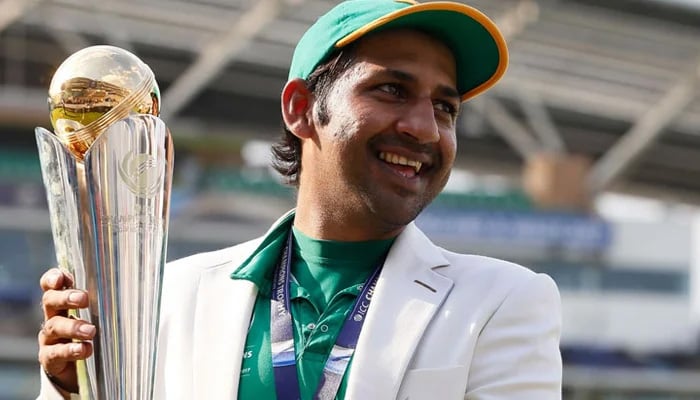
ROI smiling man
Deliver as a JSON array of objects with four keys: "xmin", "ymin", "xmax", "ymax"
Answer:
[{"xmin": 37, "ymin": 1, "xmax": 562, "ymax": 399}]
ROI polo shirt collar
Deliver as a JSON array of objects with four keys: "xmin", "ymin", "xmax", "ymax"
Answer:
[{"xmin": 230, "ymin": 210, "xmax": 295, "ymax": 295}]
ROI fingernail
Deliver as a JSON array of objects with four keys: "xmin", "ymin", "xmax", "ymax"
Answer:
[
  {"xmin": 78, "ymin": 324, "xmax": 96, "ymax": 336},
  {"xmin": 68, "ymin": 292, "xmax": 84, "ymax": 304},
  {"xmin": 70, "ymin": 343, "xmax": 83, "ymax": 355}
]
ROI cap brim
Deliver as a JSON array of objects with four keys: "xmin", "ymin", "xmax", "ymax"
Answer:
[{"xmin": 336, "ymin": 2, "xmax": 508, "ymax": 102}]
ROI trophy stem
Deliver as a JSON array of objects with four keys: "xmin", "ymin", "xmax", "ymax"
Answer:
[{"xmin": 72, "ymin": 323, "xmax": 92, "ymax": 400}]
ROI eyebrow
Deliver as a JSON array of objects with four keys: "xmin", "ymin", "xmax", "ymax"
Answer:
[{"xmin": 383, "ymin": 68, "xmax": 461, "ymax": 101}]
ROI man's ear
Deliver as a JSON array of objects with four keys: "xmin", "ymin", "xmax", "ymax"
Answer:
[{"xmin": 281, "ymin": 79, "xmax": 314, "ymax": 139}]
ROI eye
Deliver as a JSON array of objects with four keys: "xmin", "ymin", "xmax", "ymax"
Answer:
[
  {"xmin": 433, "ymin": 100, "xmax": 458, "ymax": 118},
  {"xmin": 376, "ymin": 83, "xmax": 404, "ymax": 97}
]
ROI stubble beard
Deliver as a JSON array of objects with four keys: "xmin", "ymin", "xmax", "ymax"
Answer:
[
  {"xmin": 332, "ymin": 119, "xmax": 452, "ymax": 231},
  {"xmin": 349, "ymin": 159, "xmax": 451, "ymax": 234}
]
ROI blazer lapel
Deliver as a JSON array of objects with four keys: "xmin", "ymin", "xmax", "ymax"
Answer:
[
  {"xmin": 345, "ymin": 223, "xmax": 454, "ymax": 399},
  {"xmin": 192, "ymin": 263, "xmax": 258, "ymax": 399}
]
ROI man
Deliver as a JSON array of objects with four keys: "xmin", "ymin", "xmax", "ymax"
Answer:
[{"xmin": 37, "ymin": 0, "xmax": 562, "ymax": 399}]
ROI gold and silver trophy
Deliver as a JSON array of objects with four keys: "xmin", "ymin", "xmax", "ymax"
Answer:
[{"xmin": 36, "ymin": 45, "xmax": 173, "ymax": 399}]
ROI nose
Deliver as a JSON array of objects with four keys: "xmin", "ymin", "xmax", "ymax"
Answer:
[{"xmin": 395, "ymin": 99, "xmax": 440, "ymax": 144}]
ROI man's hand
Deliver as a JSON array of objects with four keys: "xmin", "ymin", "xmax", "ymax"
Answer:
[{"xmin": 37, "ymin": 268, "xmax": 95, "ymax": 394}]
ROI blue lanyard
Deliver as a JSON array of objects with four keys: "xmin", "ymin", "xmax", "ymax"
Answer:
[{"xmin": 269, "ymin": 230, "xmax": 383, "ymax": 400}]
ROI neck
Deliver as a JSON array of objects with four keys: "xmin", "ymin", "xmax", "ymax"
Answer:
[{"xmin": 293, "ymin": 197, "xmax": 405, "ymax": 242}]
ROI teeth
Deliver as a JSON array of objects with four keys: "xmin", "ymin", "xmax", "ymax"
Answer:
[
  {"xmin": 412, "ymin": 161, "xmax": 423, "ymax": 173},
  {"xmin": 379, "ymin": 152, "xmax": 423, "ymax": 173}
]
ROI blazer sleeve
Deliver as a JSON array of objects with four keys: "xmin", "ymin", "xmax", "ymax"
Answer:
[
  {"xmin": 465, "ymin": 273, "xmax": 563, "ymax": 400},
  {"xmin": 37, "ymin": 368, "xmax": 80, "ymax": 400}
]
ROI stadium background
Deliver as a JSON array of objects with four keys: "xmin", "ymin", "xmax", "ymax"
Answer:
[{"xmin": 1, "ymin": 0, "xmax": 700, "ymax": 398}]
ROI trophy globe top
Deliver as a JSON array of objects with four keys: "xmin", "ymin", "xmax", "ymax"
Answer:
[{"xmin": 48, "ymin": 45, "xmax": 160, "ymax": 159}]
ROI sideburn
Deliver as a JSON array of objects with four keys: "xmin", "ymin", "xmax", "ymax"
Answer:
[
  {"xmin": 314, "ymin": 99, "xmax": 331, "ymax": 126},
  {"xmin": 308, "ymin": 46, "xmax": 358, "ymax": 127}
]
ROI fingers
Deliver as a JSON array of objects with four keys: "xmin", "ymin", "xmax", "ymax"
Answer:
[
  {"xmin": 38, "ymin": 341, "xmax": 93, "ymax": 375},
  {"xmin": 40, "ymin": 267, "xmax": 85, "ymax": 321},
  {"xmin": 39, "ymin": 316, "xmax": 96, "ymax": 345},
  {"xmin": 38, "ymin": 268, "xmax": 90, "ymax": 393},
  {"xmin": 38, "ymin": 316, "xmax": 94, "ymax": 391},
  {"xmin": 42, "ymin": 289, "xmax": 88, "ymax": 320},
  {"xmin": 40, "ymin": 268, "xmax": 74, "ymax": 291},
  {"xmin": 38, "ymin": 341, "xmax": 93, "ymax": 364}
]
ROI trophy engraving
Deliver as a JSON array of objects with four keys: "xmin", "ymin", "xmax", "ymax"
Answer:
[
  {"xmin": 36, "ymin": 45, "xmax": 173, "ymax": 399},
  {"xmin": 118, "ymin": 151, "xmax": 165, "ymax": 198}
]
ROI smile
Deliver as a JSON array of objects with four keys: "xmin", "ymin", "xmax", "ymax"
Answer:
[{"xmin": 378, "ymin": 152, "xmax": 422, "ymax": 174}]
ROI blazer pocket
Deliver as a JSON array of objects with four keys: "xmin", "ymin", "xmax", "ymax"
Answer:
[{"xmin": 396, "ymin": 365, "xmax": 467, "ymax": 400}]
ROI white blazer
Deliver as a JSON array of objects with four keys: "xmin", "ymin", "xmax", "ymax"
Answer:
[{"xmin": 40, "ymin": 213, "xmax": 562, "ymax": 400}]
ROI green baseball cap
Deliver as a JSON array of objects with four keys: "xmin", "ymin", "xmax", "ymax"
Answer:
[{"xmin": 288, "ymin": 0, "xmax": 508, "ymax": 102}]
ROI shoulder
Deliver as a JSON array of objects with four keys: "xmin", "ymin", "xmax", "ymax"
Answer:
[
  {"xmin": 157, "ymin": 237, "xmax": 263, "ymax": 320},
  {"xmin": 400, "ymin": 223, "xmax": 558, "ymax": 302},
  {"xmin": 441, "ymin": 249, "xmax": 541, "ymax": 281},
  {"xmin": 164, "ymin": 237, "xmax": 263, "ymax": 282},
  {"xmin": 437, "ymin": 248, "xmax": 560, "ymax": 309}
]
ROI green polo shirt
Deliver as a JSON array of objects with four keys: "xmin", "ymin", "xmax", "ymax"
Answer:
[{"xmin": 232, "ymin": 216, "xmax": 394, "ymax": 400}]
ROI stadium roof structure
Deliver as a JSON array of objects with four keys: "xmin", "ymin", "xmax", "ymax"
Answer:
[{"xmin": 1, "ymin": 0, "xmax": 700, "ymax": 204}]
